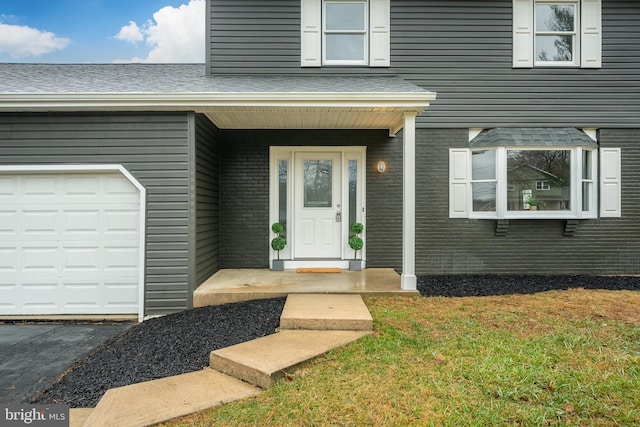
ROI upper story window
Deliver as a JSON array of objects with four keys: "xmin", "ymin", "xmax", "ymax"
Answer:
[
  {"xmin": 324, "ymin": 1, "xmax": 368, "ymax": 65},
  {"xmin": 301, "ymin": 0, "xmax": 390, "ymax": 67},
  {"xmin": 535, "ymin": 2, "xmax": 578, "ymax": 65},
  {"xmin": 513, "ymin": 0, "xmax": 601, "ymax": 68},
  {"xmin": 450, "ymin": 128, "xmax": 622, "ymax": 220}
]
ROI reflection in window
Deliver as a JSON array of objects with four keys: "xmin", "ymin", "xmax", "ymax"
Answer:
[
  {"xmin": 304, "ymin": 160, "xmax": 332, "ymax": 208},
  {"xmin": 278, "ymin": 159, "xmax": 288, "ymax": 237},
  {"xmin": 348, "ymin": 159, "xmax": 357, "ymax": 231},
  {"xmin": 471, "ymin": 150, "xmax": 497, "ymax": 212},
  {"xmin": 582, "ymin": 150, "xmax": 593, "ymax": 211},
  {"xmin": 507, "ymin": 150, "xmax": 571, "ymax": 211},
  {"xmin": 535, "ymin": 2, "xmax": 577, "ymax": 63}
]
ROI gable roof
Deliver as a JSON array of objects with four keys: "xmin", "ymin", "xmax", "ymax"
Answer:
[{"xmin": 0, "ymin": 64, "xmax": 436, "ymax": 136}]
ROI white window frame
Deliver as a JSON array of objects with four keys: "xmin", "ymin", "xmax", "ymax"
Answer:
[
  {"xmin": 534, "ymin": 0, "xmax": 579, "ymax": 67},
  {"xmin": 451, "ymin": 146, "xmax": 602, "ymax": 220},
  {"xmin": 301, "ymin": 0, "xmax": 390, "ymax": 67},
  {"xmin": 513, "ymin": 0, "xmax": 601, "ymax": 68},
  {"xmin": 323, "ymin": 0, "xmax": 369, "ymax": 66}
]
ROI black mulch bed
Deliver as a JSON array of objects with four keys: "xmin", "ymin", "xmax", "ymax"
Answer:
[
  {"xmin": 418, "ymin": 275, "xmax": 640, "ymax": 297},
  {"xmin": 31, "ymin": 298, "xmax": 286, "ymax": 408},
  {"xmin": 31, "ymin": 275, "xmax": 640, "ymax": 408}
]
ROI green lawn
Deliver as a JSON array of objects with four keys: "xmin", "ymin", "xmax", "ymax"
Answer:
[{"xmin": 159, "ymin": 289, "xmax": 640, "ymax": 426}]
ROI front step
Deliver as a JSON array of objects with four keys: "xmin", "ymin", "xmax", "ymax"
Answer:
[
  {"xmin": 82, "ymin": 369, "xmax": 260, "ymax": 427},
  {"xmin": 209, "ymin": 330, "xmax": 369, "ymax": 389},
  {"xmin": 280, "ymin": 294, "xmax": 373, "ymax": 331}
]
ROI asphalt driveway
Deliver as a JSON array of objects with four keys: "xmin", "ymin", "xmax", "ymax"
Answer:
[{"xmin": 0, "ymin": 322, "xmax": 131, "ymax": 404}]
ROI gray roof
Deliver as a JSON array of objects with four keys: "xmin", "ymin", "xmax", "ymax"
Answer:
[
  {"xmin": 0, "ymin": 63, "xmax": 428, "ymax": 94},
  {"xmin": 470, "ymin": 128, "xmax": 598, "ymax": 148}
]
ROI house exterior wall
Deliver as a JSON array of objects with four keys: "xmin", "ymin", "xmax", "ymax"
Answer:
[
  {"xmin": 207, "ymin": 0, "xmax": 640, "ymax": 129},
  {"xmin": 218, "ymin": 129, "xmax": 398, "ymax": 269},
  {"xmin": 0, "ymin": 112, "xmax": 194, "ymax": 315},
  {"xmin": 194, "ymin": 114, "xmax": 221, "ymax": 286},
  {"xmin": 415, "ymin": 128, "xmax": 640, "ymax": 275}
]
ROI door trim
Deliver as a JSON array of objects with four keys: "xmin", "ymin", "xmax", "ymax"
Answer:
[{"xmin": 269, "ymin": 146, "xmax": 366, "ymax": 268}]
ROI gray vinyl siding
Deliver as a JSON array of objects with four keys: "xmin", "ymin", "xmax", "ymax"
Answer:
[
  {"xmin": 194, "ymin": 114, "xmax": 221, "ymax": 285},
  {"xmin": 208, "ymin": 0, "xmax": 392, "ymax": 76},
  {"xmin": 415, "ymin": 128, "xmax": 640, "ymax": 275},
  {"xmin": 219, "ymin": 129, "xmax": 399, "ymax": 269},
  {"xmin": 208, "ymin": 0, "xmax": 640, "ymax": 129},
  {"xmin": 0, "ymin": 113, "xmax": 193, "ymax": 316},
  {"xmin": 394, "ymin": 0, "xmax": 640, "ymax": 129}
]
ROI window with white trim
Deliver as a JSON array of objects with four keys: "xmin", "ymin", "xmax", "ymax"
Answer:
[
  {"xmin": 513, "ymin": 0, "xmax": 602, "ymax": 68},
  {"xmin": 449, "ymin": 131, "xmax": 622, "ymax": 220},
  {"xmin": 301, "ymin": 0, "xmax": 390, "ymax": 67}
]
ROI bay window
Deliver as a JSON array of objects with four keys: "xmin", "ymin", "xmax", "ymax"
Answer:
[{"xmin": 449, "ymin": 128, "xmax": 621, "ymax": 220}]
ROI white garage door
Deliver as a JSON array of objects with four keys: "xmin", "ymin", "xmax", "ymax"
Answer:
[{"xmin": 0, "ymin": 172, "xmax": 141, "ymax": 315}]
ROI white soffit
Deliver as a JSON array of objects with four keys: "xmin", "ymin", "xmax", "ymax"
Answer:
[{"xmin": 0, "ymin": 91, "xmax": 436, "ymax": 136}]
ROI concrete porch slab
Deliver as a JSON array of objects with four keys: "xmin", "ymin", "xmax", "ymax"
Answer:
[{"xmin": 194, "ymin": 268, "xmax": 418, "ymax": 307}]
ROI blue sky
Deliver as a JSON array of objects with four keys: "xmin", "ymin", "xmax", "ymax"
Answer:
[{"xmin": 0, "ymin": 0, "xmax": 205, "ymax": 63}]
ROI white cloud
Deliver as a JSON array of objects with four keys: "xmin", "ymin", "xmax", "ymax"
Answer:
[
  {"xmin": 0, "ymin": 22, "xmax": 69, "ymax": 58},
  {"xmin": 114, "ymin": 0, "xmax": 205, "ymax": 63},
  {"xmin": 114, "ymin": 21, "xmax": 144, "ymax": 44}
]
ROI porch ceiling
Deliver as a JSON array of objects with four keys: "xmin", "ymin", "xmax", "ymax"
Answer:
[{"xmin": 200, "ymin": 103, "xmax": 431, "ymax": 137}]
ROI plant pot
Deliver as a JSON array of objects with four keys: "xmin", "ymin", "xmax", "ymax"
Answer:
[
  {"xmin": 349, "ymin": 260, "xmax": 362, "ymax": 271},
  {"xmin": 272, "ymin": 260, "xmax": 285, "ymax": 271},
  {"xmin": 529, "ymin": 206, "xmax": 538, "ymax": 211}
]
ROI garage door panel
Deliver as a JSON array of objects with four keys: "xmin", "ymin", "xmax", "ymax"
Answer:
[
  {"xmin": 62, "ymin": 210, "xmax": 101, "ymax": 234},
  {"xmin": 22, "ymin": 210, "xmax": 58, "ymax": 235},
  {"xmin": 63, "ymin": 246, "xmax": 101, "ymax": 271},
  {"xmin": 21, "ymin": 283, "xmax": 60, "ymax": 309},
  {"xmin": 0, "ymin": 172, "xmax": 141, "ymax": 315},
  {"xmin": 104, "ymin": 247, "xmax": 139, "ymax": 270},
  {"xmin": 22, "ymin": 246, "xmax": 59, "ymax": 271},
  {"xmin": 0, "ymin": 211, "xmax": 18, "ymax": 235},
  {"xmin": 105, "ymin": 210, "xmax": 139, "ymax": 233},
  {"xmin": 0, "ymin": 284, "xmax": 18, "ymax": 309},
  {"xmin": 0, "ymin": 248, "xmax": 18, "ymax": 272}
]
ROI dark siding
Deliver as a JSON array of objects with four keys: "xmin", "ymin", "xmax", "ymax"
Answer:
[
  {"xmin": 208, "ymin": 0, "xmax": 640, "ymax": 128},
  {"xmin": 393, "ymin": 0, "xmax": 640, "ymax": 128},
  {"xmin": 219, "ymin": 129, "xmax": 398, "ymax": 268},
  {"xmin": 208, "ymin": 0, "xmax": 392, "ymax": 75},
  {"xmin": 415, "ymin": 128, "xmax": 640, "ymax": 274},
  {"xmin": 194, "ymin": 114, "xmax": 221, "ymax": 285},
  {"xmin": 0, "ymin": 113, "xmax": 192, "ymax": 316}
]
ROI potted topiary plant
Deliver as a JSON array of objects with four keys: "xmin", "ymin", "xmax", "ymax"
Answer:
[
  {"xmin": 271, "ymin": 222, "xmax": 286, "ymax": 271},
  {"xmin": 348, "ymin": 222, "xmax": 364, "ymax": 271}
]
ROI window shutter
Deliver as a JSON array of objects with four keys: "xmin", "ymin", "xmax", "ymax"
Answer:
[
  {"xmin": 369, "ymin": 0, "xmax": 390, "ymax": 67},
  {"xmin": 581, "ymin": 0, "xmax": 602, "ymax": 68},
  {"xmin": 512, "ymin": 0, "xmax": 534, "ymax": 68},
  {"xmin": 600, "ymin": 148, "xmax": 621, "ymax": 218},
  {"xmin": 301, "ymin": 0, "xmax": 321, "ymax": 67},
  {"xmin": 449, "ymin": 148, "xmax": 471, "ymax": 218}
]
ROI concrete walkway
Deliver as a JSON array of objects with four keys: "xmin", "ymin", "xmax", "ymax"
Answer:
[{"xmin": 74, "ymin": 294, "xmax": 373, "ymax": 427}]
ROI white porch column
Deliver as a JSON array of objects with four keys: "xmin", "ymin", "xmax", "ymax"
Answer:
[{"xmin": 401, "ymin": 112, "xmax": 417, "ymax": 290}]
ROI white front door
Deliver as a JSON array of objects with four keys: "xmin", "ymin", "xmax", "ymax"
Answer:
[{"xmin": 294, "ymin": 152, "xmax": 342, "ymax": 258}]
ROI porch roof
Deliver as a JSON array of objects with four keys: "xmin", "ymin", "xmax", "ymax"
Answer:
[{"xmin": 0, "ymin": 63, "xmax": 436, "ymax": 136}]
